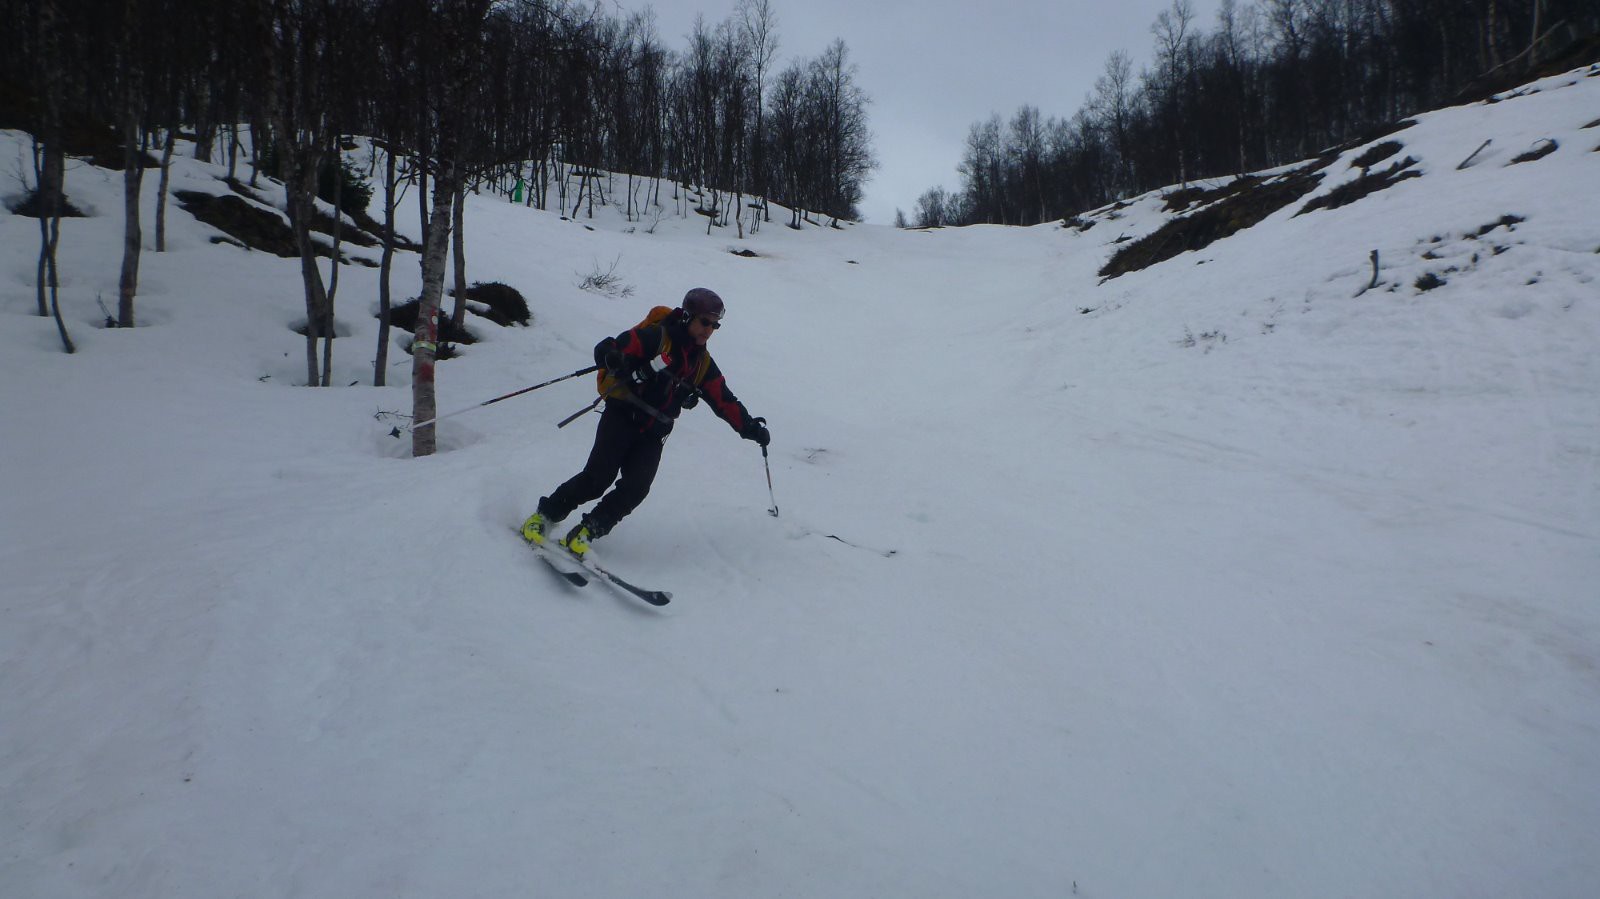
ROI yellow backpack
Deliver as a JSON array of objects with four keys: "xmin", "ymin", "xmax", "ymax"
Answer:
[{"xmin": 596, "ymin": 305, "xmax": 712, "ymax": 398}]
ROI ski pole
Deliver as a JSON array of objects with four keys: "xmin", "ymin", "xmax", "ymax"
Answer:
[
  {"xmin": 391, "ymin": 364, "xmax": 599, "ymax": 437},
  {"xmin": 557, "ymin": 394, "xmax": 605, "ymax": 428},
  {"xmin": 558, "ymin": 384, "xmax": 672, "ymax": 429},
  {"xmin": 758, "ymin": 423, "xmax": 779, "ymax": 517}
]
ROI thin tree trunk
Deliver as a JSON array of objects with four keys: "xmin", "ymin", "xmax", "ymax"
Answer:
[
  {"xmin": 155, "ymin": 127, "xmax": 175, "ymax": 252},
  {"xmin": 1528, "ymin": 0, "xmax": 1543, "ymax": 68},
  {"xmin": 413, "ymin": 160, "xmax": 457, "ymax": 457},
  {"xmin": 1482, "ymin": 0, "xmax": 1501, "ymax": 73},
  {"xmin": 417, "ymin": 166, "xmax": 430, "ymax": 247},
  {"xmin": 119, "ymin": 111, "xmax": 145, "ymax": 328},
  {"xmin": 375, "ymin": 148, "xmax": 396, "ymax": 387},
  {"xmin": 571, "ymin": 171, "xmax": 586, "ymax": 218},
  {"xmin": 451, "ymin": 180, "xmax": 468, "ymax": 331},
  {"xmin": 248, "ymin": 119, "xmax": 261, "ymax": 187},
  {"xmin": 283, "ymin": 152, "xmax": 329, "ymax": 386},
  {"xmin": 46, "ymin": 183, "xmax": 74, "ymax": 353},
  {"xmin": 34, "ymin": 0, "xmax": 75, "ymax": 354},
  {"xmin": 31, "ymin": 136, "xmax": 48, "ymax": 317},
  {"xmin": 322, "ymin": 142, "xmax": 345, "ymax": 387}
]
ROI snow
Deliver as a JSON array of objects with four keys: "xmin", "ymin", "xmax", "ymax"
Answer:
[{"xmin": 4, "ymin": 67, "xmax": 1599, "ymax": 898}]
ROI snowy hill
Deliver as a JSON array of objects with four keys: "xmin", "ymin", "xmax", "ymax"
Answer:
[{"xmin": 3, "ymin": 66, "xmax": 1598, "ymax": 898}]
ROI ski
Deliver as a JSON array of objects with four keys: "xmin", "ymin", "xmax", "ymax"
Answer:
[
  {"xmin": 572, "ymin": 553, "xmax": 672, "ymax": 606},
  {"xmin": 513, "ymin": 527, "xmax": 669, "ymax": 605},
  {"xmin": 535, "ymin": 548, "xmax": 589, "ymax": 587},
  {"xmin": 514, "ymin": 528, "xmax": 588, "ymax": 587}
]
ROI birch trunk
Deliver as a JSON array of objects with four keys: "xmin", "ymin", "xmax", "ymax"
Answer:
[
  {"xmin": 119, "ymin": 105, "xmax": 144, "ymax": 328},
  {"xmin": 283, "ymin": 153, "xmax": 330, "ymax": 386},
  {"xmin": 412, "ymin": 161, "xmax": 457, "ymax": 457},
  {"xmin": 32, "ymin": 137, "xmax": 48, "ymax": 317},
  {"xmin": 450, "ymin": 180, "xmax": 467, "ymax": 331},
  {"xmin": 35, "ymin": 0, "xmax": 74, "ymax": 351},
  {"xmin": 322, "ymin": 148, "xmax": 345, "ymax": 386},
  {"xmin": 375, "ymin": 148, "xmax": 396, "ymax": 386},
  {"xmin": 155, "ymin": 128, "xmax": 175, "ymax": 252}
]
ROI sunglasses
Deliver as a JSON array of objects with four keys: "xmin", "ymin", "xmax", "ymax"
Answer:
[{"xmin": 695, "ymin": 315, "xmax": 722, "ymax": 330}]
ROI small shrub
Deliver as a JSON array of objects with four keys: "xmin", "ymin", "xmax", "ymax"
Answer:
[
  {"xmin": 1351, "ymin": 140, "xmax": 1403, "ymax": 169},
  {"xmin": 258, "ymin": 145, "xmax": 374, "ymax": 218},
  {"xmin": 1508, "ymin": 139, "xmax": 1558, "ymax": 165},
  {"xmin": 319, "ymin": 155, "xmax": 374, "ymax": 217},
  {"xmin": 7, "ymin": 189, "xmax": 86, "ymax": 218},
  {"xmin": 453, "ymin": 281, "xmax": 530, "ymax": 326},
  {"xmin": 1415, "ymin": 272, "xmax": 1446, "ymax": 292},
  {"xmin": 1298, "ymin": 156, "xmax": 1421, "ymax": 215},
  {"xmin": 1474, "ymin": 214, "xmax": 1525, "ymax": 236},
  {"xmin": 1100, "ymin": 163, "xmax": 1326, "ymax": 279},
  {"xmin": 1162, "ymin": 186, "xmax": 1209, "ymax": 212},
  {"xmin": 1162, "ymin": 176, "xmax": 1259, "ymax": 213},
  {"xmin": 387, "ymin": 299, "xmax": 478, "ymax": 345},
  {"xmin": 175, "ymin": 189, "xmax": 300, "ymax": 256},
  {"xmin": 577, "ymin": 257, "xmax": 635, "ymax": 298}
]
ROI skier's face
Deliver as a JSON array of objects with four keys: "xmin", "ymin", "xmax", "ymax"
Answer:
[{"xmin": 688, "ymin": 314, "xmax": 720, "ymax": 347}]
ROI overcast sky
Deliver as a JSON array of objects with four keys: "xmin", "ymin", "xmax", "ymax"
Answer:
[{"xmin": 626, "ymin": 0, "xmax": 1223, "ymax": 224}]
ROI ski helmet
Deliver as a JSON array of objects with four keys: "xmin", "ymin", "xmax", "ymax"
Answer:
[{"xmin": 682, "ymin": 287, "xmax": 725, "ymax": 320}]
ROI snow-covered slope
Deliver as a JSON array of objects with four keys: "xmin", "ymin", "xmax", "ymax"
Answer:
[{"xmin": 3, "ymin": 67, "xmax": 1598, "ymax": 898}]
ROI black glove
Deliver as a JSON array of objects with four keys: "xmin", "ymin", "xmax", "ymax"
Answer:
[
  {"xmin": 680, "ymin": 391, "xmax": 700, "ymax": 410},
  {"xmin": 602, "ymin": 348, "xmax": 650, "ymax": 388},
  {"xmin": 741, "ymin": 416, "xmax": 770, "ymax": 447}
]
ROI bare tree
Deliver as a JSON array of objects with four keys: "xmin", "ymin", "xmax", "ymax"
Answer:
[
  {"xmin": 738, "ymin": 0, "xmax": 778, "ymax": 225},
  {"xmin": 1090, "ymin": 49, "xmax": 1137, "ymax": 195},
  {"xmin": 1151, "ymin": 0, "xmax": 1196, "ymax": 184},
  {"xmin": 411, "ymin": 0, "xmax": 492, "ymax": 458},
  {"xmin": 810, "ymin": 39, "xmax": 874, "ymax": 224},
  {"xmin": 32, "ymin": 0, "xmax": 75, "ymax": 352},
  {"xmin": 115, "ymin": 0, "xmax": 154, "ymax": 328}
]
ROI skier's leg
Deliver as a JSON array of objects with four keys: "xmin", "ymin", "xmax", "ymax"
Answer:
[
  {"xmin": 586, "ymin": 432, "xmax": 666, "ymax": 535},
  {"xmin": 542, "ymin": 404, "xmax": 634, "ymax": 520}
]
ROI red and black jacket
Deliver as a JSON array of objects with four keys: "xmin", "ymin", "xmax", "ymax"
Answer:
[{"xmin": 594, "ymin": 313, "xmax": 753, "ymax": 437}]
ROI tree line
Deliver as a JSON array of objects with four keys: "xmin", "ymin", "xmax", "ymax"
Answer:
[
  {"xmin": 910, "ymin": 0, "xmax": 1600, "ymax": 228},
  {"xmin": 1, "ymin": 0, "xmax": 873, "ymax": 456}
]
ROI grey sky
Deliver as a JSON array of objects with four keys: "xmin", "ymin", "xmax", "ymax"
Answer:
[{"xmin": 629, "ymin": 0, "xmax": 1223, "ymax": 223}]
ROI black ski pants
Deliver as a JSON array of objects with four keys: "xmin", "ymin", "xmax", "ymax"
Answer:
[{"xmin": 542, "ymin": 402, "xmax": 666, "ymax": 534}]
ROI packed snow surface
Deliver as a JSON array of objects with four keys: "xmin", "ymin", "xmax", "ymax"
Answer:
[{"xmin": 4, "ymin": 67, "xmax": 1598, "ymax": 898}]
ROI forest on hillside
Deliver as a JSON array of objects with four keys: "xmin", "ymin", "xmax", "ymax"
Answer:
[
  {"xmin": 910, "ymin": 0, "xmax": 1600, "ymax": 228},
  {"xmin": 1, "ymin": 0, "xmax": 871, "ymax": 230},
  {"xmin": 1, "ymin": 0, "xmax": 871, "ymax": 455}
]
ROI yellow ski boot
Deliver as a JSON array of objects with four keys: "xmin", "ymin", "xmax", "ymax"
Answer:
[
  {"xmin": 520, "ymin": 510, "xmax": 551, "ymax": 545},
  {"xmin": 561, "ymin": 521, "xmax": 595, "ymax": 557}
]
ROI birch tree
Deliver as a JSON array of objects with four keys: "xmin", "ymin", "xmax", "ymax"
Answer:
[{"xmin": 411, "ymin": 0, "xmax": 491, "ymax": 458}]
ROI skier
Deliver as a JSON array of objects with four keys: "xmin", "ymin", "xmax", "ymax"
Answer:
[{"xmin": 522, "ymin": 288, "xmax": 771, "ymax": 556}]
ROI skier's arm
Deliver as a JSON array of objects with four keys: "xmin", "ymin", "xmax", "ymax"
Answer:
[
  {"xmin": 700, "ymin": 361, "xmax": 766, "ymax": 446},
  {"xmin": 594, "ymin": 326, "xmax": 664, "ymax": 373}
]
